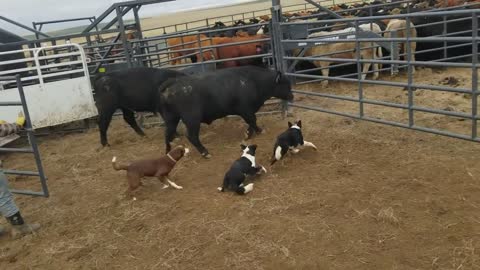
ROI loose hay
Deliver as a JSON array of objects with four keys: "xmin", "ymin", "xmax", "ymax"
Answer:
[
  {"xmin": 377, "ymin": 207, "xmax": 400, "ymax": 226},
  {"xmin": 0, "ymin": 66, "xmax": 479, "ymax": 269}
]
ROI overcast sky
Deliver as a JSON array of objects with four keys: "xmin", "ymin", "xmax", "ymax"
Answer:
[{"xmin": 0, "ymin": 0, "xmax": 253, "ymax": 36}]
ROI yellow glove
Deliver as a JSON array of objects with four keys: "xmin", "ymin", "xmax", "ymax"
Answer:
[
  {"xmin": 15, "ymin": 112, "xmax": 25, "ymax": 127},
  {"xmin": 16, "ymin": 117, "xmax": 25, "ymax": 127}
]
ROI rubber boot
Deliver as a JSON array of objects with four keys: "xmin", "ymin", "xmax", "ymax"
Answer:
[{"xmin": 6, "ymin": 212, "xmax": 41, "ymax": 239}]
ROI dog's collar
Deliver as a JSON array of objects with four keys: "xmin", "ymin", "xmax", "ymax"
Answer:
[{"xmin": 166, "ymin": 153, "xmax": 177, "ymax": 164}]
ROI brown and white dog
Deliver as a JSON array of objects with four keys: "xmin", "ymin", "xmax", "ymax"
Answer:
[{"xmin": 112, "ymin": 145, "xmax": 189, "ymax": 196}]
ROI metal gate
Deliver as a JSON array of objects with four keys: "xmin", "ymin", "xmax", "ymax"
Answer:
[
  {"xmin": 0, "ymin": 43, "xmax": 98, "ymax": 129},
  {"xmin": 272, "ymin": 2, "xmax": 480, "ymax": 142}
]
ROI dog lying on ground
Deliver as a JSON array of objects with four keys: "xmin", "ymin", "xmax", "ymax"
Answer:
[
  {"xmin": 112, "ymin": 145, "xmax": 189, "ymax": 196},
  {"xmin": 270, "ymin": 120, "xmax": 317, "ymax": 165},
  {"xmin": 218, "ymin": 144, "xmax": 267, "ymax": 195}
]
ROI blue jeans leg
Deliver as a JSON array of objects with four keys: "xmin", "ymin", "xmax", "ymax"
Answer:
[{"xmin": 0, "ymin": 170, "xmax": 19, "ymax": 218}]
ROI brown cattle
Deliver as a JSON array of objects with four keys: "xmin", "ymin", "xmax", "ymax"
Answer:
[
  {"xmin": 166, "ymin": 34, "xmax": 215, "ymax": 65},
  {"xmin": 259, "ymin": 15, "xmax": 270, "ymax": 21},
  {"xmin": 435, "ymin": 0, "xmax": 466, "ymax": 7},
  {"xmin": 211, "ymin": 35, "xmax": 269, "ymax": 68}
]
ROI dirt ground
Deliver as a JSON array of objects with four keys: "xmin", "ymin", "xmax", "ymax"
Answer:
[{"xmin": 1, "ymin": 66, "xmax": 480, "ymax": 269}]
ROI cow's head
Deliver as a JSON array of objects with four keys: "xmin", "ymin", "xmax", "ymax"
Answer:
[{"xmin": 272, "ymin": 71, "xmax": 294, "ymax": 101}]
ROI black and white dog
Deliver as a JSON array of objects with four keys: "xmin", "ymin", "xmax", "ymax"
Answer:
[
  {"xmin": 270, "ymin": 120, "xmax": 317, "ymax": 165},
  {"xmin": 217, "ymin": 144, "xmax": 267, "ymax": 195}
]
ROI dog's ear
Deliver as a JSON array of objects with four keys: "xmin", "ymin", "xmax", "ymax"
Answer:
[
  {"xmin": 288, "ymin": 121, "xmax": 293, "ymax": 128},
  {"xmin": 297, "ymin": 120, "xmax": 302, "ymax": 128},
  {"xmin": 249, "ymin": 144, "xmax": 258, "ymax": 151},
  {"xmin": 240, "ymin": 144, "xmax": 247, "ymax": 150}
]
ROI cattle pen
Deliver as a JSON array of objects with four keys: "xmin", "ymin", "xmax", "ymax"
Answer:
[{"xmin": 1, "ymin": 0, "xmax": 480, "ymax": 269}]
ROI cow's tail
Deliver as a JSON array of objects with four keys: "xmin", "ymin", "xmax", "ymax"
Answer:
[{"xmin": 112, "ymin": 156, "xmax": 128, "ymax": 171}]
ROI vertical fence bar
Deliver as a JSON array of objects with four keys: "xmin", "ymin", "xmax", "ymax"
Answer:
[
  {"xmin": 472, "ymin": 13, "xmax": 478, "ymax": 139},
  {"xmin": 355, "ymin": 20, "xmax": 364, "ymax": 118},
  {"xmin": 406, "ymin": 15, "xmax": 414, "ymax": 127},
  {"xmin": 443, "ymin": 15, "xmax": 448, "ymax": 60},
  {"xmin": 271, "ymin": 0, "xmax": 289, "ymax": 118},
  {"xmin": 443, "ymin": 0, "xmax": 448, "ymax": 61},
  {"xmin": 133, "ymin": 5, "xmax": 145, "ymax": 67},
  {"xmin": 196, "ymin": 32, "xmax": 206, "ymax": 72},
  {"xmin": 15, "ymin": 75, "xmax": 49, "ymax": 197},
  {"xmin": 116, "ymin": 5, "xmax": 132, "ymax": 68},
  {"xmin": 391, "ymin": 30, "xmax": 399, "ymax": 75}
]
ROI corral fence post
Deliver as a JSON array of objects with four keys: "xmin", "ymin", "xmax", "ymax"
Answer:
[
  {"xmin": 133, "ymin": 5, "xmax": 146, "ymax": 67},
  {"xmin": 406, "ymin": 14, "xmax": 414, "ymax": 127},
  {"xmin": 116, "ymin": 5, "xmax": 133, "ymax": 68},
  {"xmin": 196, "ymin": 32, "xmax": 206, "ymax": 72},
  {"xmin": 354, "ymin": 20, "xmax": 364, "ymax": 118},
  {"xmin": 271, "ymin": 0, "xmax": 290, "ymax": 118},
  {"xmin": 471, "ymin": 12, "xmax": 478, "ymax": 139},
  {"xmin": 390, "ymin": 30, "xmax": 399, "ymax": 75}
]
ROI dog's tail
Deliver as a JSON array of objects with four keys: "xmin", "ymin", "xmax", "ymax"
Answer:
[
  {"xmin": 111, "ymin": 156, "xmax": 128, "ymax": 171},
  {"xmin": 270, "ymin": 144, "xmax": 282, "ymax": 165}
]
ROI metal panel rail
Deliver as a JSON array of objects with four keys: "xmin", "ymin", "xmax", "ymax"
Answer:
[
  {"xmin": 276, "ymin": 1, "xmax": 480, "ymax": 142},
  {"xmin": 0, "ymin": 75, "xmax": 49, "ymax": 197}
]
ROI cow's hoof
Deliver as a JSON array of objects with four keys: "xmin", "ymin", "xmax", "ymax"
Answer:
[{"xmin": 202, "ymin": 153, "xmax": 212, "ymax": 159}]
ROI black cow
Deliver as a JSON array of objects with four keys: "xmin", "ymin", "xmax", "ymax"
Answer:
[
  {"xmin": 207, "ymin": 21, "xmax": 236, "ymax": 38},
  {"xmin": 157, "ymin": 66, "xmax": 294, "ymax": 158},
  {"xmin": 411, "ymin": 14, "xmax": 480, "ymax": 62},
  {"xmin": 92, "ymin": 67, "xmax": 186, "ymax": 147}
]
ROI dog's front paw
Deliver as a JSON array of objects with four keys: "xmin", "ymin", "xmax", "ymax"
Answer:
[
  {"xmin": 162, "ymin": 184, "xmax": 169, "ymax": 189},
  {"xmin": 290, "ymin": 148, "xmax": 300, "ymax": 154}
]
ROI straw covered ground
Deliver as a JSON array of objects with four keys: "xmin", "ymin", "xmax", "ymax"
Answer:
[
  {"xmin": 1, "ymin": 66, "xmax": 480, "ymax": 269},
  {"xmin": 3, "ymin": 0, "xmax": 480, "ymax": 268}
]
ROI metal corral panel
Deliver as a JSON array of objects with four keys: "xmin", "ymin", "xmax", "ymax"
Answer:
[
  {"xmin": 0, "ymin": 77, "xmax": 97, "ymax": 129},
  {"xmin": 0, "ymin": 43, "xmax": 98, "ymax": 129}
]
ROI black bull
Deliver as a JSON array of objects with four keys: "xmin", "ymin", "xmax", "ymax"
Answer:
[
  {"xmin": 92, "ymin": 67, "xmax": 186, "ymax": 147},
  {"xmin": 157, "ymin": 66, "xmax": 294, "ymax": 158}
]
